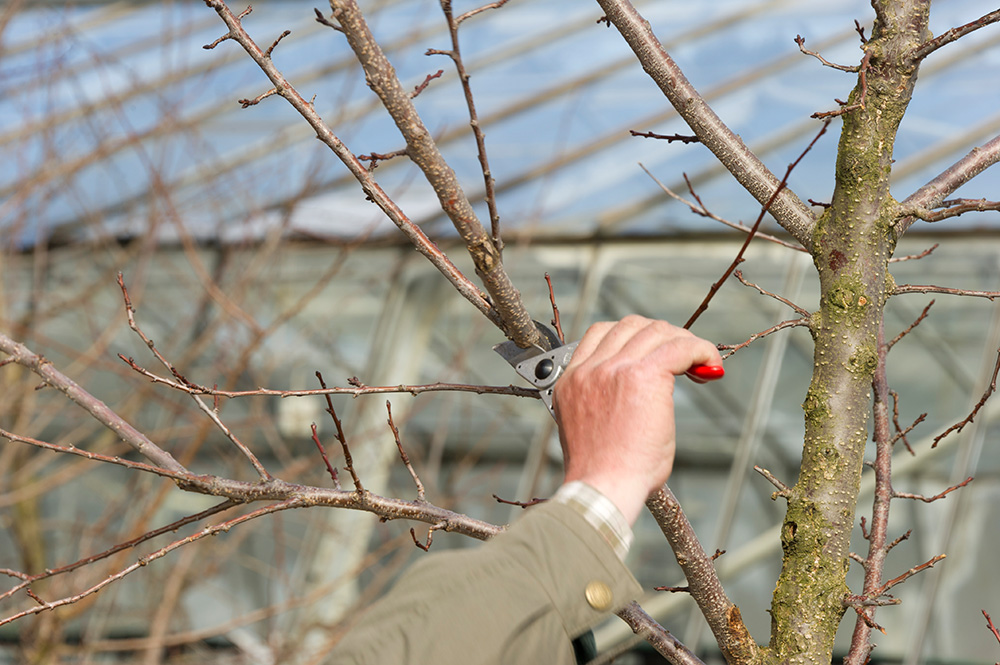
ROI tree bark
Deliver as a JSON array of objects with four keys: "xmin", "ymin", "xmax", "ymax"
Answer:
[{"xmin": 767, "ymin": 3, "xmax": 931, "ymax": 662}]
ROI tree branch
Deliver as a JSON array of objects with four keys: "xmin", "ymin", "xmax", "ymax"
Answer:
[
  {"xmin": 593, "ymin": 0, "xmax": 815, "ymax": 246},
  {"xmin": 0, "ymin": 332, "xmax": 187, "ymax": 474},
  {"xmin": 879, "ymin": 553, "xmax": 946, "ymax": 595},
  {"xmin": 897, "ymin": 133, "xmax": 1000, "ymax": 235},
  {"xmin": 328, "ymin": 0, "xmax": 543, "ymax": 347},
  {"xmin": 0, "ymin": 500, "xmax": 306, "ymax": 627},
  {"xmin": 910, "ymin": 9, "xmax": 1000, "ymax": 60},
  {"xmin": 0, "ymin": 499, "xmax": 237, "ymax": 606},
  {"xmin": 386, "ymin": 400, "xmax": 426, "ymax": 501},
  {"xmin": 434, "ymin": 0, "xmax": 504, "ymax": 251},
  {"xmin": 899, "ymin": 198, "xmax": 1000, "ymax": 223},
  {"xmin": 615, "ymin": 601, "xmax": 705, "ymax": 665},
  {"xmin": 644, "ymin": 486, "xmax": 758, "ymax": 664},
  {"xmin": 845, "ymin": 321, "xmax": 894, "ymax": 664},
  {"xmin": 892, "ymin": 284, "xmax": 1000, "ymax": 300},
  {"xmin": 1, "ymin": 425, "xmax": 502, "ymax": 537},
  {"xmin": 733, "ymin": 270, "xmax": 810, "ymax": 317},
  {"xmin": 119, "ymin": 356, "xmax": 540, "ymax": 399},
  {"xmin": 201, "ymin": 0, "xmax": 505, "ymax": 335}
]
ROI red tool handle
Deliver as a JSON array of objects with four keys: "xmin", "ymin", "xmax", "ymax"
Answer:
[{"xmin": 686, "ymin": 364, "xmax": 725, "ymax": 381}]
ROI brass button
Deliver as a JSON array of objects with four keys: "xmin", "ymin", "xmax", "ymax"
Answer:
[{"xmin": 584, "ymin": 581, "xmax": 614, "ymax": 611}]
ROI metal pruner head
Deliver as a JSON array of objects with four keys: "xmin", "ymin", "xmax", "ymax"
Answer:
[{"xmin": 492, "ymin": 322, "xmax": 577, "ymax": 419}]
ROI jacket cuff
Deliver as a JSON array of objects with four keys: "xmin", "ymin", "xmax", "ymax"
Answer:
[
  {"xmin": 493, "ymin": 500, "xmax": 643, "ymax": 638},
  {"xmin": 552, "ymin": 481, "xmax": 634, "ymax": 561}
]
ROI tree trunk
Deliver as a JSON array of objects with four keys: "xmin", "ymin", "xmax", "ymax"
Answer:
[{"xmin": 767, "ymin": 3, "xmax": 931, "ymax": 662}]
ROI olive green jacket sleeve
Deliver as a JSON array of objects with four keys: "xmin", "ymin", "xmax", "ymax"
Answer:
[{"xmin": 329, "ymin": 501, "xmax": 643, "ymax": 665}]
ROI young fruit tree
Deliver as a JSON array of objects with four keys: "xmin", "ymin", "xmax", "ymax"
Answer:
[{"xmin": 2, "ymin": 0, "xmax": 1000, "ymax": 664}]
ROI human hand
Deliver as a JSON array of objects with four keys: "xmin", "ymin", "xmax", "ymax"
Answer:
[{"xmin": 551, "ymin": 316, "xmax": 723, "ymax": 525}]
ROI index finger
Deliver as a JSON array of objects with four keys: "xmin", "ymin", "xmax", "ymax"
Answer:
[{"xmin": 568, "ymin": 315, "xmax": 664, "ymax": 369}]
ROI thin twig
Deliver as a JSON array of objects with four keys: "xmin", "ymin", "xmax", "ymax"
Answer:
[
  {"xmin": 684, "ymin": 119, "xmax": 830, "ymax": 329},
  {"xmin": 118, "ymin": 356, "xmax": 539, "ymax": 399},
  {"xmin": 629, "ymin": 129, "xmax": 699, "ymax": 143},
  {"xmin": 900, "ymin": 198, "xmax": 1000, "ymax": 223},
  {"xmin": 843, "ymin": 596, "xmax": 900, "ymax": 608},
  {"xmin": 855, "ymin": 20, "xmax": 867, "ymax": 43},
  {"xmin": 316, "ymin": 372, "xmax": 363, "ymax": 491},
  {"xmin": 717, "ymin": 318, "xmax": 809, "ymax": 358},
  {"xmin": 932, "ymin": 347, "xmax": 1000, "ymax": 447},
  {"xmin": 118, "ymin": 274, "xmax": 272, "ymax": 480},
  {"xmin": 455, "ymin": 0, "xmax": 510, "ymax": 25},
  {"xmin": 313, "ymin": 7, "xmax": 344, "ymax": 32},
  {"xmin": 639, "ymin": 164, "xmax": 806, "ymax": 252},
  {"xmin": 887, "ymin": 300, "xmax": 935, "ymax": 350},
  {"xmin": 886, "ymin": 529, "xmax": 911, "ymax": 553},
  {"xmin": 794, "ymin": 34, "xmax": 858, "ymax": 72},
  {"xmin": 544, "ymin": 273, "xmax": 565, "ymax": 345},
  {"xmin": 733, "ymin": 270, "xmax": 810, "ymax": 316},
  {"xmin": 893, "ymin": 476, "xmax": 973, "ymax": 502},
  {"xmin": 893, "ymin": 284, "xmax": 1000, "ymax": 300},
  {"xmin": 887, "ymin": 391, "xmax": 924, "ymax": 455},
  {"xmin": 595, "ymin": 0, "xmax": 816, "ymax": 244},
  {"xmin": 434, "ymin": 0, "xmax": 504, "ymax": 252},
  {"xmin": 492, "ymin": 494, "xmax": 546, "ymax": 508},
  {"xmin": 984, "ymin": 610, "xmax": 1000, "ymax": 651},
  {"xmin": 409, "ymin": 522, "xmax": 445, "ymax": 551},
  {"xmin": 754, "ymin": 465, "xmax": 791, "ymax": 499},
  {"xmin": 386, "ymin": 401, "xmax": 425, "ymax": 501},
  {"xmin": 310, "ymin": 422, "xmax": 341, "ymax": 489},
  {"xmin": 264, "ymin": 29, "xmax": 290, "ymax": 58},
  {"xmin": 879, "ymin": 554, "xmax": 946, "ymax": 595},
  {"xmin": 0, "ymin": 428, "xmax": 197, "ymax": 486},
  {"xmin": 358, "ymin": 149, "xmax": 408, "ymax": 170},
  {"xmin": 889, "ymin": 243, "xmax": 938, "ymax": 263},
  {"xmin": 410, "ymin": 69, "xmax": 443, "ymax": 98}
]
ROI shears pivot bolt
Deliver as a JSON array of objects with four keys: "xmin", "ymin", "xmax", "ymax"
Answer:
[{"xmin": 535, "ymin": 358, "xmax": 555, "ymax": 380}]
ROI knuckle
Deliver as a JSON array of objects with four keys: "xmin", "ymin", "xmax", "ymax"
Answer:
[{"xmin": 619, "ymin": 314, "xmax": 650, "ymax": 327}]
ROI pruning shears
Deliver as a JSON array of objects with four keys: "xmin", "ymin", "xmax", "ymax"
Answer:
[{"xmin": 493, "ymin": 322, "xmax": 725, "ymax": 419}]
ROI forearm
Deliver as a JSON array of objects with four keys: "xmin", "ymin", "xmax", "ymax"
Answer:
[{"xmin": 329, "ymin": 500, "xmax": 642, "ymax": 665}]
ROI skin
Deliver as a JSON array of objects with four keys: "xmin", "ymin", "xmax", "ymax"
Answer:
[{"xmin": 552, "ymin": 316, "xmax": 724, "ymax": 525}]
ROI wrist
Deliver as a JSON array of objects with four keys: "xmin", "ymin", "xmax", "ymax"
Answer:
[{"xmin": 564, "ymin": 473, "xmax": 650, "ymax": 526}]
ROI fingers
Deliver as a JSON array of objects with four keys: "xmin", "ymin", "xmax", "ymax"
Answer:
[
  {"xmin": 569, "ymin": 320, "xmax": 621, "ymax": 365},
  {"xmin": 569, "ymin": 315, "xmax": 722, "ymax": 378},
  {"xmin": 645, "ymin": 333, "xmax": 723, "ymax": 376}
]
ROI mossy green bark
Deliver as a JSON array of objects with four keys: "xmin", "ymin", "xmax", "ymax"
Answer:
[{"xmin": 762, "ymin": 4, "xmax": 931, "ymax": 663}]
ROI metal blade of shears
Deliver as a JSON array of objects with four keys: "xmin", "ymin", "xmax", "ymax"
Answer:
[{"xmin": 492, "ymin": 322, "xmax": 571, "ymax": 419}]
